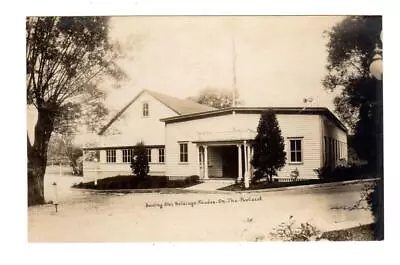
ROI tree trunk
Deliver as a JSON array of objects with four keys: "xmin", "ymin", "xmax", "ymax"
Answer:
[
  {"xmin": 266, "ymin": 174, "xmax": 272, "ymax": 183},
  {"xmin": 28, "ymin": 107, "xmax": 56, "ymax": 206},
  {"xmin": 28, "ymin": 146, "xmax": 46, "ymax": 206}
]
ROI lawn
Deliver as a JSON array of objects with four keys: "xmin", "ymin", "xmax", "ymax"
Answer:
[
  {"xmin": 72, "ymin": 174, "xmax": 201, "ymax": 190},
  {"xmin": 219, "ymin": 179, "xmax": 333, "ymax": 191},
  {"xmin": 221, "ymin": 164, "xmax": 377, "ymax": 192}
]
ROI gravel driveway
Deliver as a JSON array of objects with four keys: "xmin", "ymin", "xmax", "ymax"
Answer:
[{"xmin": 29, "ymin": 173, "xmax": 373, "ymax": 242}]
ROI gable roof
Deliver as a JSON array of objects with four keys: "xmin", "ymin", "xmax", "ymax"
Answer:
[
  {"xmin": 98, "ymin": 89, "xmax": 216, "ymax": 135},
  {"xmin": 146, "ymin": 90, "xmax": 216, "ymax": 115}
]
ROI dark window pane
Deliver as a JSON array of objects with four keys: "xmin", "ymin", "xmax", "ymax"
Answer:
[
  {"xmin": 291, "ymin": 152, "xmax": 296, "ymax": 162},
  {"xmin": 159, "ymin": 148, "xmax": 164, "ymax": 163},
  {"xmin": 296, "ymin": 151, "xmax": 302, "ymax": 162},
  {"xmin": 296, "ymin": 140, "xmax": 301, "ymax": 151},
  {"xmin": 179, "ymin": 143, "xmax": 188, "ymax": 162},
  {"xmin": 290, "ymin": 140, "xmax": 295, "ymax": 150},
  {"xmin": 143, "ymin": 103, "xmax": 149, "ymax": 116},
  {"xmin": 147, "ymin": 149, "xmax": 151, "ymax": 162}
]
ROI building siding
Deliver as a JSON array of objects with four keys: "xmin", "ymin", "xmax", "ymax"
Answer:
[
  {"xmin": 83, "ymin": 91, "xmax": 174, "ymax": 180},
  {"xmin": 321, "ymin": 115, "xmax": 348, "ymax": 168},
  {"xmin": 165, "ymin": 113, "xmax": 324, "ymax": 179},
  {"xmin": 83, "ymin": 148, "xmax": 166, "ymax": 182},
  {"xmin": 279, "ymin": 114, "xmax": 322, "ymax": 179},
  {"xmin": 99, "ymin": 91, "xmax": 177, "ymax": 146}
]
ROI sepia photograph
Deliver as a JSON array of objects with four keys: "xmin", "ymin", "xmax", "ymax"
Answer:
[{"xmin": 26, "ymin": 15, "xmax": 383, "ymax": 242}]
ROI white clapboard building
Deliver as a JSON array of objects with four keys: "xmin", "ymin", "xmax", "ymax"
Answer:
[{"xmin": 83, "ymin": 89, "xmax": 347, "ymax": 182}]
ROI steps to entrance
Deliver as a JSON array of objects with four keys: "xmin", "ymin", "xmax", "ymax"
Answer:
[
  {"xmin": 185, "ymin": 179, "xmax": 235, "ymax": 191},
  {"xmin": 202, "ymin": 178, "xmax": 236, "ymax": 184}
]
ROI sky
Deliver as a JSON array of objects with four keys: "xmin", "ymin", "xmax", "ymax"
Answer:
[
  {"xmin": 103, "ymin": 16, "xmax": 345, "ymax": 113},
  {"xmin": 28, "ymin": 16, "xmax": 346, "ymax": 144}
]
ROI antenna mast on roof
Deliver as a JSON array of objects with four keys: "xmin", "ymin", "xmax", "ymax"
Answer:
[{"xmin": 231, "ymin": 17, "xmax": 237, "ymax": 109}]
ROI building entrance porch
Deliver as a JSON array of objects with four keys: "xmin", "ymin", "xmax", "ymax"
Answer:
[{"xmin": 196, "ymin": 141, "xmax": 254, "ymax": 185}]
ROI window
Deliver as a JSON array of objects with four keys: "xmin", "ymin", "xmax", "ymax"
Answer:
[
  {"xmin": 324, "ymin": 136, "xmax": 328, "ymax": 165},
  {"xmin": 336, "ymin": 140, "xmax": 339, "ymax": 161},
  {"xmin": 122, "ymin": 149, "xmax": 133, "ymax": 163},
  {"xmin": 340, "ymin": 142, "xmax": 344, "ymax": 159},
  {"xmin": 106, "ymin": 149, "xmax": 116, "ymax": 163},
  {"xmin": 147, "ymin": 148, "xmax": 152, "ymax": 163},
  {"xmin": 179, "ymin": 143, "xmax": 188, "ymax": 162},
  {"xmin": 159, "ymin": 148, "xmax": 165, "ymax": 163},
  {"xmin": 334, "ymin": 139, "xmax": 337, "ymax": 162},
  {"xmin": 142, "ymin": 102, "xmax": 149, "ymax": 117},
  {"xmin": 289, "ymin": 139, "xmax": 302, "ymax": 163}
]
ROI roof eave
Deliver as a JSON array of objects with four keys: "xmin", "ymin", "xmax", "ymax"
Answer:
[{"xmin": 160, "ymin": 107, "xmax": 348, "ymax": 134}]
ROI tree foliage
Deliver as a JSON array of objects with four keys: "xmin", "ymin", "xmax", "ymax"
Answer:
[
  {"xmin": 26, "ymin": 17, "xmax": 124, "ymax": 134},
  {"xmin": 130, "ymin": 142, "xmax": 149, "ymax": 178},
  {"xmin": 47, "ymin": 134, "xmax": 83, "ymax": 175},
  {"xmin": 323, "ymin": 16, "xmax": 382, "ymax": 170},
  {"xmin": 324, "ymin": 17, "xmax": 383, "ymax": 235},
  {"xmin": 367, "ymin": 179, "xmax": 384, "ymax": 240},
  {"xmin": 251, "ymin": 109, "xmax": 286, "ymax": 183},
  {"xmin": 188, "ymin": 87, "xmax": 242, "ymax": 109},
  {"xmin": 26, "ymin": 17, "xmax": 125, "ymax": 205}
]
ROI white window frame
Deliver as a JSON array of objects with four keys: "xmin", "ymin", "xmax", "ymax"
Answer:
[
  {"xmin": 147, "ymin": 148, "xmax": 152, "ymax": 163},
  {"xmin": 158, "ymin": 148, "xmax": 165, "ymax": 163},
  {"xmin": 179, "ymin": 143, "xmax": 188, "ymax": 163},
  {"xmin": 122, "ymin": 149, "xmax": 133, "ymax": 163},
  {"xmin": 289, "ymin": 138, "xmax": 303, "ymax": 164},
  {"xmin": 106, "ymin": 149, "xmax": 116, "ymax": 163},
  {"xmin": 142, "ymin": 102, "xmax": 149, "ymax": 117}
]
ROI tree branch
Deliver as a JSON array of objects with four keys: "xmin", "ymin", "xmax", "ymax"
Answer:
[
  {"xmin": 58, "ymin": 67, "xmax": 105, "ymax": 105},
  {"xmin": 44, "ymin": 35, "xmax": 75, "ymax": 87},
  {"xmin": 37, "ymin": 18, "xmax": 57, "ymax": 98},
  {"xmin": 50, "ymin": 44, "xmax": 88, "ymax": 101}
]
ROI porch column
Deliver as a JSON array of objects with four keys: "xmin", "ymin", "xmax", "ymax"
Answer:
[
  {"xmin": 196, "ymin": 145, "xmax": 201, "ymax": 178},
  {"xmin": 200, "ymin": 146, "xmax": 204, "ymax": 179},
  {"xmin": 247, "ymin": 144, "xmax": 251, "ymax": 176},
  {"xmin": 243, "ymin": 141, "xmax": 248, "ymax": 173},
  {"xmin": 249, "ymin": 146, "xmax": 254, "ymax": 181},
  {"xmin": 237, "ymin": 144, "xmax": 242, "ymax": 182},
  {"xmin": 243, "ymin": 141, "xmax": 249, "ymax": 188},
  {"xmin": 204, "ymin": 145, "xmax": 209, "ymax": 180}
]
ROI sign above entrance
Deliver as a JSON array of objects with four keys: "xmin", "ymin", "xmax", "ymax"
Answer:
[{"xmin": 196, "ymin": 129, "xmax": 256, "ymax": 143}]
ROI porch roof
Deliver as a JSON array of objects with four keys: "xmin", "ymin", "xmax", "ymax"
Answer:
[{"xmin": 193, "ymin": 129, "xmax": 257, "ymax": 143}]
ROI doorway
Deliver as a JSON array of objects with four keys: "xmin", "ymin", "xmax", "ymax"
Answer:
[{"xmin": 219, "ymin": 145, "xmax": 239, "ymax": 179}]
